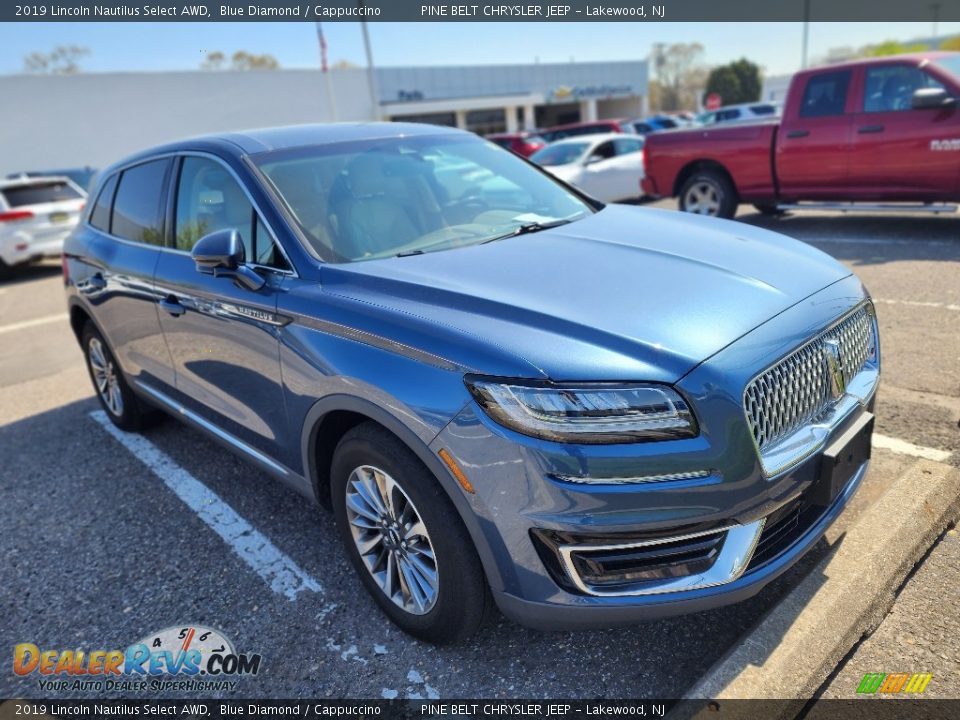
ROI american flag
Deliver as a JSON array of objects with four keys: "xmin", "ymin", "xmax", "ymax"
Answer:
[{"xmin": 315, "ymin": 22, "xmax": 328, "ymax": 73}]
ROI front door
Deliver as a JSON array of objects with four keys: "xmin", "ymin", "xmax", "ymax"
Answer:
[
  {"xmin": 848, "ymin": 62, "xmax": 960, "ymax": 199},
  {"xmin": 154, "ymin": 155, "xmax": 293, "ymax": 460}
]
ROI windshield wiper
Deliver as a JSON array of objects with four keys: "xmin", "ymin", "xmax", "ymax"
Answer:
[{"xmin": 481, "ymin": 217, "xmax": 576, "ymax": 245}]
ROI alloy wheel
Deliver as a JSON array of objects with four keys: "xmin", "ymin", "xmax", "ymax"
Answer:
[
  {"xmin": 344, "ymin": 464, "xmax": 440, "ymax": 615},
  {"xmin": 684, "ymin": 181, "xmax": 721, "ymax": 215},
  {"xmin": 88, "ymin": 337, "xmax": 124, "ymax": 417}
]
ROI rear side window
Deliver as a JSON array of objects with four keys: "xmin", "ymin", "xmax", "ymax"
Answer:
[
  {"xmin": 800, "ymin": 71, "xmax": 851, "ymax": 118},
  {"xmin": 614, "ymin": 138, "xmax": 644, "ymax": 155},
  {"xmin": 89, "ymin": 174, "xmax": 118, "ymax": 232},
  {"xmin": 1, "ymin": 180, "xmax": 82, "ymax": 208},
  {"xmin": 111, "ymin": 159, "xmax": 169, "ymax": 245}
]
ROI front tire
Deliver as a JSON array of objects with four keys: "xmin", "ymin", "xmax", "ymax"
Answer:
[
  {"xmin": 679, "ymin": 169, "xmax": 738, "ymax": 219},
  {"xmin": 331, "ymin": 422, "xmax": 489, "ymax": 644},
  {"xmin": 82, "ymin": 322, "xmax": 153, "ymax": 432}
]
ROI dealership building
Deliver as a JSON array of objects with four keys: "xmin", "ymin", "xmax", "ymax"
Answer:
[{"xmin": 0, "ymin": 59, "xmax": 648, "ymax": 177}]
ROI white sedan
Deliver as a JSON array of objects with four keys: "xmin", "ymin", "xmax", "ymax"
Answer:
[
  {"xmin": 530, "ymin": 133, "xmax": 645, "ymax": 203},
  {"xmin": 0, "ymin": 176, "xmax": 86, "ymax": 277}
]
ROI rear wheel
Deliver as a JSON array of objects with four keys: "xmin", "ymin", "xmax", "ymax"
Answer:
[
  {"xmin": 679, "ymin": 169, "xmax": 738, "ymax": 219},
  {"xmin": 331, "ymin": 422, "xmax": 489, "ymax": 644},
  {"xmin": 82, "ymin": 322, "xmax": 154, "ymax": 432}
]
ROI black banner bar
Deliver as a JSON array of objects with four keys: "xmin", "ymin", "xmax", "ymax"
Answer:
[
  {"xmin": 4, "ymin": 0, "xmax": 960, "ymax": 23},
  {"xmin": 2, "ymin": 699, "xmax": 960, "ymax": 720}
]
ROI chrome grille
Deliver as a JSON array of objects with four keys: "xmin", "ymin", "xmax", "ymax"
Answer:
[{"xmin": 744, "ymin": 305, "xmax": 874, "ymax": 450}]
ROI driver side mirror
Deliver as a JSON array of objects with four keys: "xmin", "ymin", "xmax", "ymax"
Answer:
[
  {"xmin": 584, "ymin": 154, "xmax": 605, "ymax": 166},
  {"xmin": 912, "ymin": 87, "xmax": 956, "ymax": 110},
  {"xmin": 191, "ymin": 229, "xmax": 265, "ymax": 291}
]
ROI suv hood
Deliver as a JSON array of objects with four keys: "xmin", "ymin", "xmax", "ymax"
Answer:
[{"xmin": 319, "ymin": 205, "xmax": 851, "ymax": 383}]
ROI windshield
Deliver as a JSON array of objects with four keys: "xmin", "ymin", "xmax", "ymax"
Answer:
[
  {"xmin": 255, "ymin": 135, "xmax": 592, "ymax": 263},
  {"xmin": 933, "ymin": 55, "xmax": 960, "ymax": 82},
  {"xmin": 530, "ymin": 142, "xmax": 590, "ymax": 167}
]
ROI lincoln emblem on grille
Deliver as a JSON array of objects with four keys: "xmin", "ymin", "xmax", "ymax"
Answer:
[{"xmin": 823, "ymin": 338, "xmax": 845, "ymax": 399}]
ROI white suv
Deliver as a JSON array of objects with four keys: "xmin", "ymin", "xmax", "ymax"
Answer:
[{"xmin": 0, "ymin": 176, "xmax": 86, "ymax": 277}]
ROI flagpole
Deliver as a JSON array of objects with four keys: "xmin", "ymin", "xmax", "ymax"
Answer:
[{"xmin": 316, "ymin": 22, "xmax": 339, "ymax": 122}]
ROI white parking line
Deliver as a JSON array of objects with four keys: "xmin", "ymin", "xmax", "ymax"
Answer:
[
  {"xmin": 90, "ymin": 410, "xmax": 323, "ymax": 600},
  {"xmin": 874, "ymin": 298, "xmax": 960, "ymax": 312},
  {"xmin": 0, "ymin": 313, "xmax": 68, "ymax": 335},
  {"xmin": 873, "ymin": 433, "xmax": 953, "ymax": 462}
]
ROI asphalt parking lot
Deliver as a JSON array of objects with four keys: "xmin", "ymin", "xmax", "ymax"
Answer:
[{"xmin": 1, "ymin": 202, "xmax": 957, "ymax": 700}]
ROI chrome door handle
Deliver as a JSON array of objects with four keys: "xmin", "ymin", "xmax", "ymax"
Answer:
[{"xmin": 159, "ymin": 296, "xmax": 186, "ymax": 317}]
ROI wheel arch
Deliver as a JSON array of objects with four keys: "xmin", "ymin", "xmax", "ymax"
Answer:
[
  {"xmin": 300, "ymin": 394, "xmax": 506, "ymax": 593},
  {"xmin": 673, "ymin": 159, "xmax": 739, "ymax": 199}
]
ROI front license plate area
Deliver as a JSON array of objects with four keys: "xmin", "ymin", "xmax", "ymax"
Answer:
[{"xmin": 811, "ymin": 412, "xmax": 874, "ymax": 509}]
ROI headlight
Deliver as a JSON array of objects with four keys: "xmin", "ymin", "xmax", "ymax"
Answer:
[{"xmin": 464, "ymin": 378, "xmax": 698, "ymax": 444}]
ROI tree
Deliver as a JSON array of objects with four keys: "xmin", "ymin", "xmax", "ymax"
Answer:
[
  {"xmin": 200, "ymin": 50, "xmax": 225, "ymax": 70},
  {"xmin": 230, "ymin": 51, "xmax": 279, "ymax": 70},
  {"xmin": 23, "ymin": 45, "xmax": 90, "ymax": 74},
  {"xmin": 704, "ymin": 58, "xmax": 762, "ymax": 106},
  {"xmin": 651, "ymin": 43, "xmax": 707, "ymax": 112},
  {"xmin": 199, "ymin": 50, "xmax": 280, "ymax": 71},
  {"xmin": 862, "ymin": 40, "xmax": 929, "ymax": 57},
  {"xmin": 940, "ymin": 36, "xmax": 960, "ymax": 52}
]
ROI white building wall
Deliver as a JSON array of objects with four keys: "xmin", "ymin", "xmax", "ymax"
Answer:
[{"xmin": 0, "ymin": 69, "xmax": 373, "ymax": 176}]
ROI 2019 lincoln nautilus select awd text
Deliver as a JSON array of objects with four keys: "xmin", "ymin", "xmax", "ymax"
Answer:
[{"xmin": 64, "ymin": 123, "xmax": 880, "ymax": 643}]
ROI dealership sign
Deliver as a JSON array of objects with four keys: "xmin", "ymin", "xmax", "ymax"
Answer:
[{"xmin": 550, "ymin": 84, "xmax": 634, "ymax": 102}]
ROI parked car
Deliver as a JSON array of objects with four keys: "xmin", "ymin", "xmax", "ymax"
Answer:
[
  {"xmin": 7, "ymin": 166, "xmax": 98, "ymax": 193},
  {"xmin": 696, "ymin": 103, "xmax": 780, "ymax": 126},
  {"xmin": 530, "ymin": 133, "xmax": 645, "ymax": 202},
  {"xmin": 1, "ymin": 175, "xmax": 86, "ymax": 277},
  {"xmin": 539, "ymin": 119, "xmax": 634, "ymax": 143},
  {"xmin": 643, "ymin": 53, "xmax": 960, "ymax": 217},
  {"xmin": 65, "ymin": 123, "xmax": 879, "ymax": 644},
  {"xmin": 485, "ymin": 131, "xmax": 546, "ymax": 158},
  {"xmin": 630, "ymin": 116, "xmax": 678, "ymax": 134}
]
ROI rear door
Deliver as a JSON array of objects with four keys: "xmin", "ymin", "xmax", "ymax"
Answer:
[
  {"xmin": 848, "ymin": 62, "xmax": 959, "ymax": 198},
  {"xmin": 153, "ymin": 153, "xmax": 292, "ymax": 461},
  {"xmin": 81, "ymin": 160, "xmax": 176, "ymax": 389},
  {"xmin": 776, "ymin": 69, "xmax": 855, "ymax": 198}
]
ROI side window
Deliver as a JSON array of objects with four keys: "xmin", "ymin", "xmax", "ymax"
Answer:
[
  {"xmin": 111, "ymin": 159, "xmax": 169, "ymax": 245},
  {"xmin": 175, "ymin": 156, "xmax": 288, "ymax": 269},
  {"xmin": 863, "ymin": 65, "xmax": 944, "ymax": 113},
  {"xmin": 592, "ymin": 141, "xmax": 616, "ymax": 160},
  {"xmin": 614, "ymin": 138, "xmax": 643, "ymax": 155},
  {"xmin": 800, "ymin": 71, "xmax": 851, "ymax": 118},
  {"xmin": 89, "ymin": 173, "xmax": 118, "ymax": 232}
]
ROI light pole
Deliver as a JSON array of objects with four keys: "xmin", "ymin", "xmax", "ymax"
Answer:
[
  {"xmin": 801, "ymin": 0, "xmax": 810, "ymax": 69},
  {"xmin": 359, "ymin": 2, "xmax": 381, "ymax": 121}
]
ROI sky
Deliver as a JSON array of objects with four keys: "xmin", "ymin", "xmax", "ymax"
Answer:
[{"xmin": 0, "ymin": 21, "xmax": 957, "ymax": 77}]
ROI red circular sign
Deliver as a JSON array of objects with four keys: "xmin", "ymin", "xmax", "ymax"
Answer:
[{"xmin": 705, "ymin": 93, "xmax": 722, "ymax": 111}]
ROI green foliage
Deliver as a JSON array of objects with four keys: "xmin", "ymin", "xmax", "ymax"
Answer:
[
  {"xmin": 704, "ymin": 58, "xmax": 762, "ymax": 106},
  {"xmin": 862, "ymin": 40, "xmax": 929, "ymax": 57}
]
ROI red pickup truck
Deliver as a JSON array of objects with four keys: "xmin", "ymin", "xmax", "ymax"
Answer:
[{"xmin": 641, "ymin": 53, "xmax": 960, "ymax": 218}]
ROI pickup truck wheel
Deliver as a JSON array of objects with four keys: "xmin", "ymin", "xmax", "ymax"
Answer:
[
  {"xmin": 331, "ymin": 422, "xmax": 490, "ymax": 644},
  {"xmin": 679, "ymin": 170, "xmax": 737, "ymax": 219}
]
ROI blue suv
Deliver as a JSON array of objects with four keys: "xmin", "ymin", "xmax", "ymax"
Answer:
[{"xmin": 64, "ymin": 123, "xmax": 880, "ymax": 643}]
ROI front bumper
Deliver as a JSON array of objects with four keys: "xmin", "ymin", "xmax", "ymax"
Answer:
[{"xmin": 428, "ymin": 276, "xmax": 877, "ymax": 629}]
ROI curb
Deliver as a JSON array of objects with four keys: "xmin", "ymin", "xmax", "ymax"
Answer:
[{"xmin": 680, "ymin": 457, "xmax": 960, "ymax": 716}]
